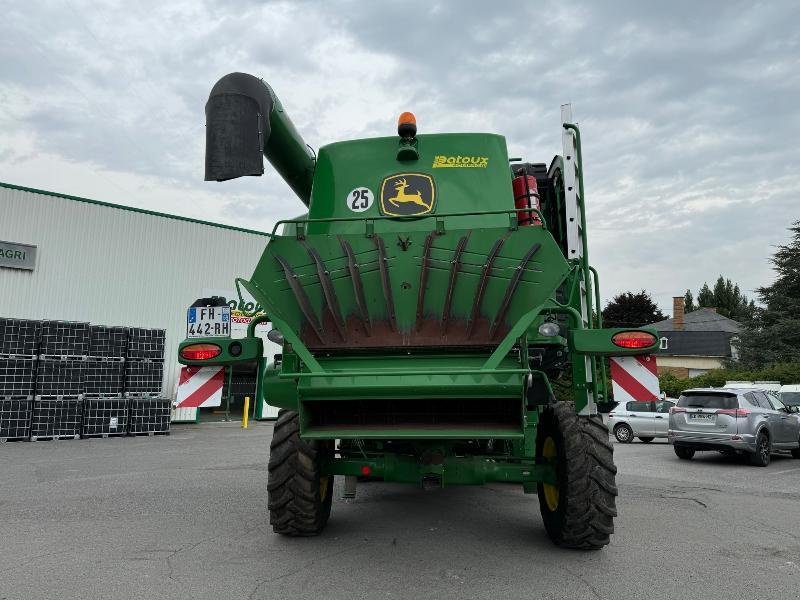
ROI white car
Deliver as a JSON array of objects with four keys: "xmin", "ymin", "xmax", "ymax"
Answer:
[
  {"xmin": 779, "ymin": 384, "xmax": 800, "ymax": 413},
  {"xmin": 608, "ymin": 398, "xmax": 676, "ymax": 443}
]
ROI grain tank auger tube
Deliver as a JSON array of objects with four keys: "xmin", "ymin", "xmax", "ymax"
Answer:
[{"xmin": 180, "ymin": 72, "xmax": 660, "ymax": 548}]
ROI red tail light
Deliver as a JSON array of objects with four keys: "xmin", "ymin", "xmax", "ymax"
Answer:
[
  {"xmin": 611, "ymin": 331, "xmax": 657, "ymax": 349},
  {"xmin": 715, "ymin": 408, "xmax": 750, "ymax": 418},
  {"xmin": 670, "ymin": 406, "xmax": 686, "ymax": 414},
  {"xmin": 180, "ymin": 343, "xmax": 221, "ymax": 360}
]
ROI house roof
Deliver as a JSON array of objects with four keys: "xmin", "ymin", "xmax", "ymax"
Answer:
[
  {"xmin": 649, "ymin": 307, "xmax": 741, "ymax": 333},
  {"xmin": 657, "ymin": 330, "xmax": 735, "ymax": 358}
]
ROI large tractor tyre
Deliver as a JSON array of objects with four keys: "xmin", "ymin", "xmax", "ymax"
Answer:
[
  {"xmin": 268, "ymin": 409, "xmax": 334, "ymax": 536},
  {"xmin": 536, "ymin": 403, "xmax": 618, "ymax": 550}
]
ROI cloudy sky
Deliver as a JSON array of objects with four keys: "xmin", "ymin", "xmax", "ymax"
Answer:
[{"xmin": 2, "ymin": 0, "xmax": 797, "ymax": 313}]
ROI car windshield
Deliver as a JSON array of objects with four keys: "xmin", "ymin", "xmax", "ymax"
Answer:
[
  {"xmin": 781, "ymin": 392, "xmax": 800, "ymax": 407},
  {"xmin": 677, "ymin": 393, "xmax": 738, "ymax": 409}
]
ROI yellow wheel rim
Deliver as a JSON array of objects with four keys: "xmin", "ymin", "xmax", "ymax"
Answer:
[
  {"xmin": 542, "ymin": 436, "xmax": 559, "ymax": 512},
  {"xmin": 319, "ymin": 475, "xmax": 330, "ymax": 500}
]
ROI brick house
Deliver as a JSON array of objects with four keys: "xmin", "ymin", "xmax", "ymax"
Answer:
[{"xmin": 648, "ymin": 297, "xmax": 741, "ymax": 378}]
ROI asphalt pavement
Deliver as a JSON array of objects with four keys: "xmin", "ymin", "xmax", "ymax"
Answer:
[{"xmin": 1, "ymin": 422, "xmax": 799, "ymax": 600}]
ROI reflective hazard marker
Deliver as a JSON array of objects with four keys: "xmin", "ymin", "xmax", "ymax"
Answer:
[
  {"xmin": 175, "ymin": 366, "xmax": 225, "ymax": 408},
  {"xmin": 609, "ymin": 355, "xmax": 660, "ymax": 402}
]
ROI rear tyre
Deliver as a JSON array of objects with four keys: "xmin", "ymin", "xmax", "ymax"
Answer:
[
  {"xmin": 268, "ymin": 409, "xmax": 334, "ymax": 536},
  {"xmin": 749, "ymin": 432, "xmax": 771, "ymax": 467},
  {"xmin": 537, "ymin": 403, "xmax": 618, "ymax": 550},
  {"xmin": 638, "ymin": 437, "xmax": 654, "ymax": 443},
  {"xmin": 614, "ymin": 423, "xmax": 633, "ymax": 444},
  {"xmin": 674, "ymin": 446, "xmax": 695, "ymax": 460},
  {"xmin": 792, "ymin": 437, "xmax": 800, "ymax": 459}
]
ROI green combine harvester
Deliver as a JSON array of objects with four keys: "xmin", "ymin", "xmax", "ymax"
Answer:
[{"xmin": 179, "ymin": 72, "xmax": 659, "ymax": 549}]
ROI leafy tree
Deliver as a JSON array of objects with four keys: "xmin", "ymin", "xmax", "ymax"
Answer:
[
  {"xmin": 684, "ymin": 289, "xmax": 695, "ymax": 313},
  {"xmin": 602, "ymin": 290, "xmax": 666, "ymax": 328},
  {"xmin": 687, "ymin": 276, "xmax": 755, "ymax": 320},
  {"xmin": 737, "ymin": 222, "xmax": 800, "ymax": 367}
]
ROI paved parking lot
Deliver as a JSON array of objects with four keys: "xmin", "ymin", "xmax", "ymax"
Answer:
[{"xmin": 1, "ymin": 422, "xmax": 799, "ymax": 600}]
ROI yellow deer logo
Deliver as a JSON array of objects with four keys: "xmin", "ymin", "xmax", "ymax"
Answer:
[{"xmin": 386, "ymin": 177, "xmax": 432, "ymax": 211}]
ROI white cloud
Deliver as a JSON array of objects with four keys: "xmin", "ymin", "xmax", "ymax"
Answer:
[{"xmin": 0, "ymin": 0, "xmax": 797, "ymax": 313}]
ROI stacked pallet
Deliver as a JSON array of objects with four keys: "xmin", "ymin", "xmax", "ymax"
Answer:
[
  {"xmin": 125, "ymin": 328, "xmax": 170, "ymax": 435},
  {"xmin": 0, "ymin": 318, "xmax": 39, "ymax": 441},
  {"xmin": 0, "ymin": 317, "xmax": 170, "ymax": 441},
  {"xmin": 82, "ymin": 326, "xmax": 128, "ymax": 438},
  {"xmin": 32, "ymin": 321, "xmax": 89, "ymax": 440}
]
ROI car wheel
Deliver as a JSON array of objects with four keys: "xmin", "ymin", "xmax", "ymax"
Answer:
[
  {"xmin": 792, "ymin": 436, "xmax": 800, "ymax": 459},
  {"xmin": 614, "ymin": 424, "xmax": 633, "ymax": 444},
  {"xmin": 674, "ymin": 446, "xmax": 695, "ymax": 460},
  {"xmin": 638, "ymin": 437, "xmax": 654, "ymax": 443},
  {"xmin": 749, "ymin": 432, "xmax": 771, "ymax": 467}
]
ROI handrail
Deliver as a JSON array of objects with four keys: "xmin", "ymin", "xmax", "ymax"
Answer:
[
  {"xmin": 590, "ymin": 265, "xmax": 609, "ymax": 401},
  {"xmin": 271, "ymin": 207, "xmax": 548, "ymax": 236},
  {"xmin": 562, "ymin": 122, "xmax": 593, "ymax": 324},
  {"xmin": 280, "ymin": 367, "xmax": 529, "ymax": 379}
]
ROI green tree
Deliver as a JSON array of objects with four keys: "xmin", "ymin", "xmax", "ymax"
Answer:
[
  {"xmin": 737, "ymin": 222, "xmax": 800, "ymax": 367},
  {"xmin": 602, "ymin": 290, "xmax": 666, "ymax": 328},
  {"xmin": 697, "ymin": 283, "xmax": 714, "ymax": 307},
  {"xmin": 684, "ymin": 289, "xmax": 695, "ymax": 313},
  {"xmin": 689, "ymin": 276, "xmax": 755, "ymax": 320}
]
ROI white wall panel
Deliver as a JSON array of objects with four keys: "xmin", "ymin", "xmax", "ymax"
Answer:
[{"xmin": 0, "ymin": 185, "xmax": 269, "ymax": 397}]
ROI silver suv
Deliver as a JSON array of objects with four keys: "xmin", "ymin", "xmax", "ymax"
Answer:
[{"xmin": 669, "ymin": 387, "xmax": 800, "ymax": 466}]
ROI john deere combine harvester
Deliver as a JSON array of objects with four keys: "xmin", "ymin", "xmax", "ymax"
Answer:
[{"xmin": 179, "ymin": 73, "xmax": 659, "ymax": 549}]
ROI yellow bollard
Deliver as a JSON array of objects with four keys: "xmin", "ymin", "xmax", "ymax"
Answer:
[{"xmin": 242, "ymin": 396, "xmax": 250, "ymax": 429}]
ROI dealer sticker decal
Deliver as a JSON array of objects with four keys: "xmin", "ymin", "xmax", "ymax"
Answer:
[{"xmin": 432, "ymin": 155, "xmax": 488, "ymax": 168}]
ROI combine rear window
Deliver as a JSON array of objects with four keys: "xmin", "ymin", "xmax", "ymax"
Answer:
[{"xmin": 677, "ymin": 393, "xmax": 737, "ymax": 410}]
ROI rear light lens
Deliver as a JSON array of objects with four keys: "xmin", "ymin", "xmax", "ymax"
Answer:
[
  {"xmin": 611, "ymin": 331, "xmax": 657, "ymax": 349},
  {"xmin": 716, "ymin": 408, "xmax": 750, "ymax": 418},
  {"xmin": 180, "ymin": 343, "xmax": 221, "ymax": 360},
  {"xmin": 670, "ymin": 406, "xmax": 686, "ymax": 414}
]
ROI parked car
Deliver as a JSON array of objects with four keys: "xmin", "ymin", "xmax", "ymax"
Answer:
[
  {"xmin": 668, "ymin": 387, "xmax": 800, "ymax": 466},
  {"xmin": 608, "ymin": 398, "xmax": 676, "ymax": 443},
  {"xmin": 779, "ymin": 384, "xmax": 800, "ymax": 413}
]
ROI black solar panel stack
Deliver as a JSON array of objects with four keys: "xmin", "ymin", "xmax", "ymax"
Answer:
[
  {"xmin": 0, "ymin": 318, "xmax": 41, "ymax": 356},
  {"xmin": 127, "ymin": 394, "xmax": 171, "ymax": 435},
  {"xmin": 125, "ymin": 328, "xmax": 165, "ymax": 398},
  {"xmin": 1, "ymin": 318, "xmax": 40, "ymax": 401},
  {"xmin": 0, "ymin": 395, "xmax": 33, "ymax": 441},
  {"xmin": 89, "ymin": 325, "xmax": 128, "ymax": 358},
  {"xmin": 33, "ymin": 321, "xmax": 89, "ymax": 440},
  {"xmin": 40, "ymin": 320, "xmax": 90, "ymax": 356},
  {"xmin": 81, "ymin": 395, "xmax": 128, "ymax": 438},
  {"xmin": 30, "ymin": 395, "xmax": 82, "ymax": 441},
  {"xmin": 229, "ymin": 372, "xmax": 257, "ymax": 405},
  {"xmin": 126, "ymin": 328, "xmax": 165, "ymax": 361},
  {"xmin": 0, "ymin": 356, "xmax": 37, "ymax": 396}
]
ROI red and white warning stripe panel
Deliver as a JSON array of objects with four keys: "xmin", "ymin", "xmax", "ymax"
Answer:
[
  {"xmin": 175, "ymin": 366, "xmax": 225, "ymax": 408},
  {"xmin": 609, "ymin": 355, "xmax": 660, "ymax": 402}
]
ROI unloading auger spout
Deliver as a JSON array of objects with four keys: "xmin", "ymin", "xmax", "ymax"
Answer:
[{"xmin": 204, "ymin": 72, "xmax": 315, "ymax": 206}]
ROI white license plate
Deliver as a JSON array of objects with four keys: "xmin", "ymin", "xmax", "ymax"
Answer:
[
  {"xmin": 187, "ymin": 306, "xmax": 231, "ymax": 338},
  {"xmin": 689, "ymin": 413, "xmax": 715, "ymax": 422}
]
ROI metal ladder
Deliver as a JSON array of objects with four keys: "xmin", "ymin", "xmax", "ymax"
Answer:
[{"xmin": 560, "ymin": 104, "xmax": 597, "ymax": 415}]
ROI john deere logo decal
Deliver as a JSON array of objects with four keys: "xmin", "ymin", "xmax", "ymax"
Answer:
[{"xmin": 380, "ymin": 173, "xmax": 436, "ymax": 217}]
